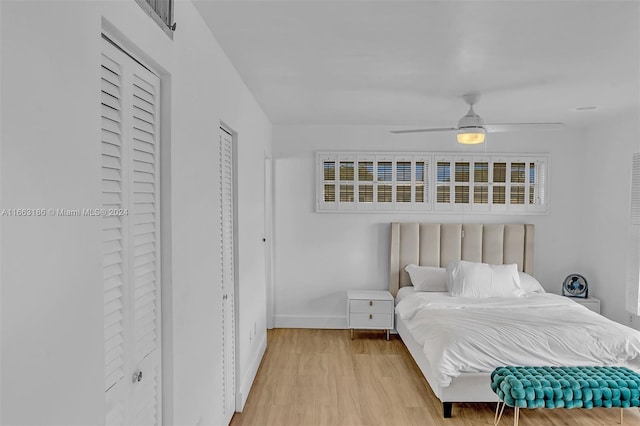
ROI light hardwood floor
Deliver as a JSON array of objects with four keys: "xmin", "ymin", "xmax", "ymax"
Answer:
[{"xmin": 231, "ymin": 329, "xmax": 640, "ymax": 426}]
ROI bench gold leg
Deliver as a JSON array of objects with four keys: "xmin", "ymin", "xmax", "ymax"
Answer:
[
  {"xmin": 514, "ymin": 406, "xmax": 519, "ymax": 426},
  {"xmin": 620, "ymin": 407, "xmax": 623, "ymax": 425}
]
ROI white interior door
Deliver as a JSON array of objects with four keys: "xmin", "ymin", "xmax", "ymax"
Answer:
[
  {"xmin": 264, "ymin": 158, "xmax": 274, "ymax": 329},
  {"xmin": 220, "ymin": 127, "xmax": 236, "ymax": 424},
  {"xmin": 628, "ymin": 153, "xmax": 640, "ymax": 316},
  {"xmin": 102, "ymin": 36, "xmax": 162, "ymax": 426}
]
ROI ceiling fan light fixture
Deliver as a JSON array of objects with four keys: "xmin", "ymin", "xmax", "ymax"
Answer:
[{"xmin": 457, "ymin": 127, "xmax": 486, "ymax": 144}]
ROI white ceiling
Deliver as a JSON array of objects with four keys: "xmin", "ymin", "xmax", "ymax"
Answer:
[{"xmin": 193, "ymin": 1, "xmax": 639, "ymax": 128}]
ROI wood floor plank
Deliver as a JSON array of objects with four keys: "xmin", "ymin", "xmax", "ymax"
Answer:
[{"xmin": 231, "ymin": 329, "xmax": 640, "ymax": 426}]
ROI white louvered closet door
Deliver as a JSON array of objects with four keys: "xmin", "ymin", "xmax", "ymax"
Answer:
[
  {"xmin": 220, "ymin": 127, "xmax": 236, "ymax": 424},
  {"xmin": 102, "ymin": 37, "xmax": 162, "ymax": 426}
]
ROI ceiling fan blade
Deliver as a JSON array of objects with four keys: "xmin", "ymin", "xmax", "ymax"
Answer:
[
  {"xmin": 484, "ymin": 123, "xmax": 565, "ymax": 133},
  {"xmin": 390, "ymin": 127, "xmax": 457, "ymax": 134}
]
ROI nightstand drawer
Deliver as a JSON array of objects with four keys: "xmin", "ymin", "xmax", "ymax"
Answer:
[
  {"xmin": 349, "ymin": 299, "xmax": 394, "ymax": 314},
  {"xmin": 349, "ymin": 313, "xmax": 393, "ymax": 329}
]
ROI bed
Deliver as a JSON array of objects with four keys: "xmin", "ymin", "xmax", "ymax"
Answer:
[{"xmin": 389, "ymin": 223, "xmax": 640, "ymax": 418}]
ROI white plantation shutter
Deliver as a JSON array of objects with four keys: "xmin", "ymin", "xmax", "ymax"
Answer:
[
  {"xmin": 102, "ymin": 46, "xmax": 128, "ymax": 413},
  {"xmin": 537, "ymin": 160, "xmax": 546, "ymax": 205},
  {"xmin": 524, "ymin": 158, "xmax": 547, "ymax": 213},
  {"xmin": 102, "ymin": 36, "xmax": 161, "ymax": 425},
  {"xmin": 416, "ymin": 156, "xmax": 431, "ymax": 207},
  {"xmin": 470, "ymin": 156, "xmax": 490, "ymax": 212},
  {"xmin": 131, "ymin": 69, "xmax": 160, "ymax": 367},
  {"xmin": 130, "ymin": 64, "xmax": 161, "ymax": 425},
  {"xmin": 627, "ymin": 153, "xmax": 640, "ymax": 315},
  {"xmin": 220, "ymin": 128, "xmax": 236, "ymax": 422},
  {"xmin": 318, "ymin": 154, "xmax": 337, "ymax": 210}
]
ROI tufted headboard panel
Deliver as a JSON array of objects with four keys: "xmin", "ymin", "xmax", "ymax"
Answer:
[{"xmin": 389, "ymin": 223, "xmax": 535, "ymax": 296}]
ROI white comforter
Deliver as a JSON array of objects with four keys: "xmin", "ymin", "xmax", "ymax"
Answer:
[{"xmin": 395, "ymin": 292, "xmax": 640, "ymax": 387}]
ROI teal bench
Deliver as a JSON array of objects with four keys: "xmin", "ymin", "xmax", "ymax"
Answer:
[{"xmin": 491, "ymin": 366, "xmax": 640, "ymax": 425}]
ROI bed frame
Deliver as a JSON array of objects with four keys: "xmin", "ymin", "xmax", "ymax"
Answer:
[{"xmin": 389, "ymin": 223, "xmax": 535, "ymax": 418}]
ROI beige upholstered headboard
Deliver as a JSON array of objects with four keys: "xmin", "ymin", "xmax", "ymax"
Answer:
[{"xmin": 389, "ymin": 223, "xmax": 535, "ymax": 296}]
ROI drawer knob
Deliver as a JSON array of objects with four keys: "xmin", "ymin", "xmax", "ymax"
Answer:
[
  {"xmin": 369, "ymin": 314, "xmax": 373, "ymax": 319},
  {"xmin": 369, "ymin": 300, "xmax": 373, "ymax": 306}
]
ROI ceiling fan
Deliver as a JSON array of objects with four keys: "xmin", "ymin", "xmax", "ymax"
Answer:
[{"xmin": 390, "ymin": 94, "xmax": 565, "ymax": 144}]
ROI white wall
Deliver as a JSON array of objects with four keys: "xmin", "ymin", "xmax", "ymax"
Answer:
[
  {"xmin": 273, "ymin": 125, "xmax": 586, "ymax": 328},
  {"xmin": 1, "ymin": 1, "xmax": 270, "ymax": 424},
  {"xmin": 580, "ymin": 109, "xmax": 640, "ymax": 326}
]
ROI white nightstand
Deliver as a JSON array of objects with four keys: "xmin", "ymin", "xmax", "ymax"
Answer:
[
  {"xmin": 347, "ymin": 290, "xmax": 394, "ymax": 340},
  {"xmin": 570, "ymin": 297, "xmax": 601, "ymax": 314}
]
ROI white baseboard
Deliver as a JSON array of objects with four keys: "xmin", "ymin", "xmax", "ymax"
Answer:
[
  {"xmin": 274, "ymin": 315, "xmax": 346, "ymax": 329},
  {"xmin": 235, "ymin": 333, "xmax": 267, "ymax": 412}
]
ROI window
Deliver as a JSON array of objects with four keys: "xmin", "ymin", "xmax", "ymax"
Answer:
[
  {"xmin": 432, "ymin": 154, "xmax": 546, "ymax": 213},
  {"xmin": 317, "ymin": 151, "xmax": 548, "ymax": 213},
  {"xmin": 135, "ymin": 0, "xmax": 175, "ymax": 38},
  {"xmin": 318, "ymin": 153, "xmax": 431, "ymax": 211}
]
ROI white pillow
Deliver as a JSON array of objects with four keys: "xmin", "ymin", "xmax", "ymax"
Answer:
[
  {"xmin": 518, "ymin": 272, "xmax": 545, "ymax": 293},
  {"xmin": 447, "ymin": 261, "xmax": 525, "ymax": 298},
  {"xmin": 404, "ymin": 264, "xmax": 448, "ymax": 292}
]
